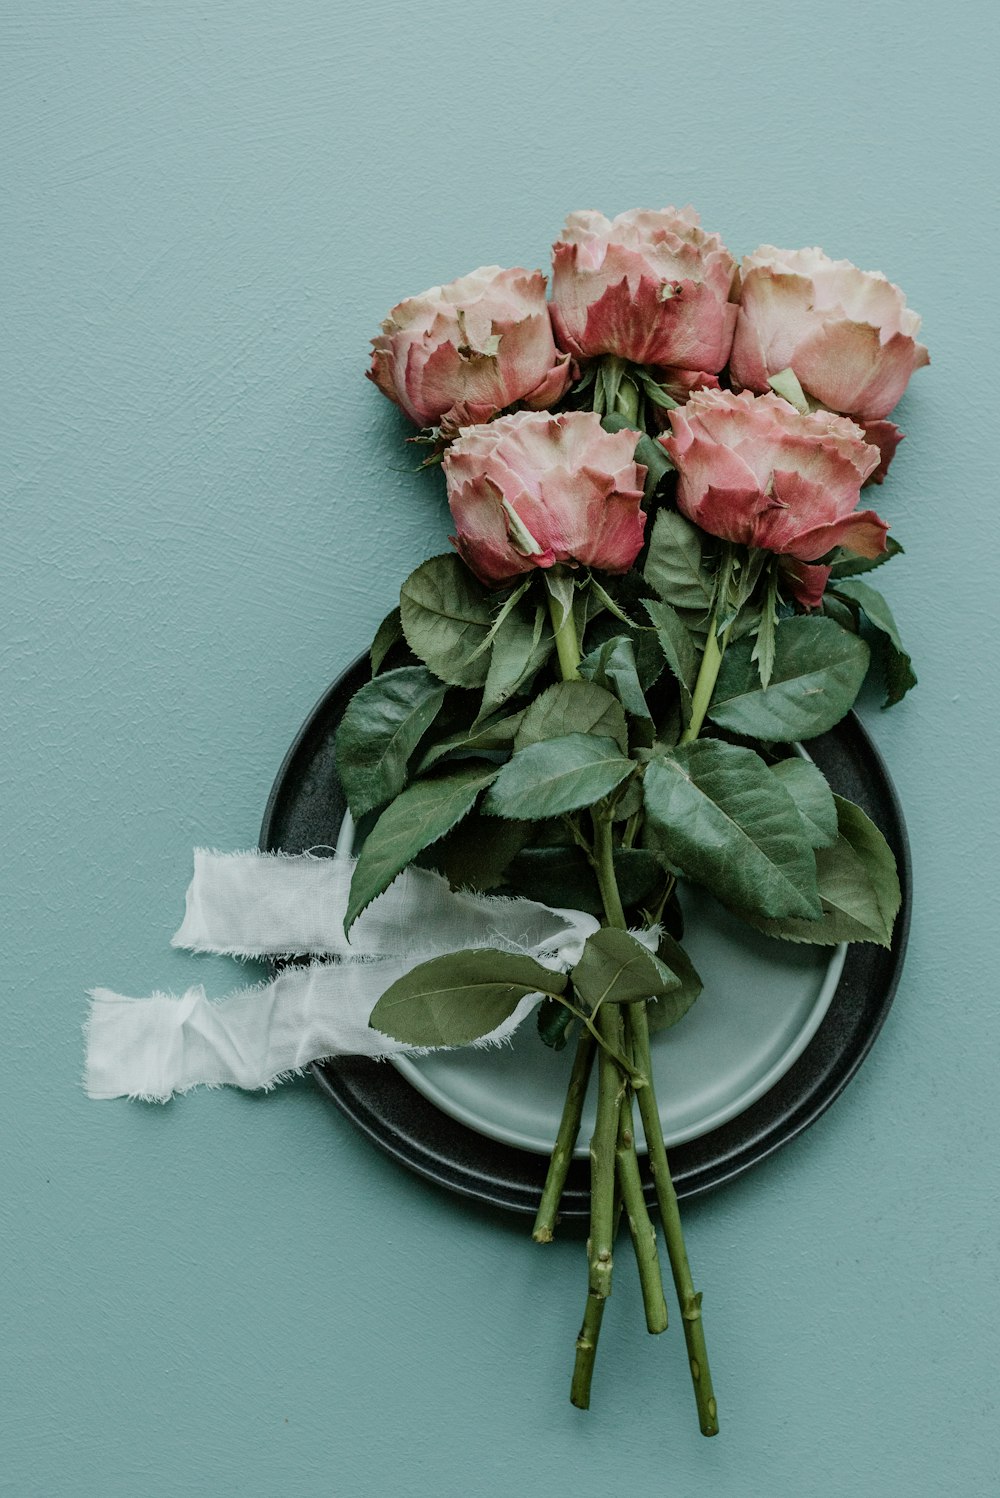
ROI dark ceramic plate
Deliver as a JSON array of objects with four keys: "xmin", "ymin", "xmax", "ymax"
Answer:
[{"xmin": 260, "ymin": 657, "xmax": 910, "ymax": 1214}]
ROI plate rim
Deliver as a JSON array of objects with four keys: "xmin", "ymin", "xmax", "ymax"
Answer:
[{"xmin": 260, "ymin": 655, "xmax": 911, "ymax": 1212}]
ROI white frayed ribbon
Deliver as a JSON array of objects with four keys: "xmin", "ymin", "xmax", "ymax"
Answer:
[{"xmin": 85, "ymin": 845, "xmax": 659, "ymax": 1103}]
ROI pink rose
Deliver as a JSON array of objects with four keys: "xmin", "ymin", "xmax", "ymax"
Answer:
[
  {"xmin": 550, "ymin": 208, "xmax": 738, "ymax": 378},
  {"xmin": 442, "ymin": 410, "xmax": 647, "ymax": 587},
  {"xmin": 730, "ymin": 246, "xmax": 929, "ymax": 480},
  {"xmin": 367, "ymin": 266, "xmax": 572, "ymax": 431},
  {"xmin": 660, "ymin": 389, "xmax": 886, "ymax": 603}
]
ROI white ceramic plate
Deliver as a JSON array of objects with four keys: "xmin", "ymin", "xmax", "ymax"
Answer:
[{"xmin": 392, "ymin": 886, "xmax": 845, "ymax": 1154}]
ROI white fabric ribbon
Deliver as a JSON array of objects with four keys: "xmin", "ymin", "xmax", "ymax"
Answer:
[{"xmin": 85, "ymin": 847, "xmax": 631, "ymax": 1102}]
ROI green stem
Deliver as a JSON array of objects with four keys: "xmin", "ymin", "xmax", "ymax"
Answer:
[
  {"xmin": 570, "ymin": 1195, "xmax": 622, "ymax": 1409},
  {"xmin": 627, "ymin": 1003, "xmax": 720, "ymax": 1437},
  {"xmin": 592, "ymin": 811, "xmax": 627, "ymax": 930},
  {"xmin": 587, "ymin": 1010, "xmax": 622, "ymax": 1301},
  {"xmin": 546, "ymin": 581, "xmax": 581, "ymax": 681},
  {"xmin": 551, "ymin": 994, "xmax": 643, "ymax": 1085},
  {"xmin": 594, "ymin": 813, "xmax": 669, "ymax": 1338},
  {"xmin": 532, "ymin": 1031, "xmax": 596, "ymax": 1244},
  {"xmin": 570, "ymin": 1291, "xmax": 607, "ymax": 1410},
  {"xmin": 680, "ymin": 618, "xmax": 728, "ymax": 744},
  {"xmin": 616, "ymin": 1066, "xmax": 668, "ymax": 1335},
  {"xmin": 679, "ymin": 550, "xmax": 738, "ymax": 744}
]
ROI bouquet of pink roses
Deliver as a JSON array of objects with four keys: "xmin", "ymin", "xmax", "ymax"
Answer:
[{"xmin": 335, "ymin": 208, "xmax": 924, "ymax": 1432}]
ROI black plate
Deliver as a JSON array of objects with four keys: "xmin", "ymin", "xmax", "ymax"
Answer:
[{"xmin": 260, "ymin": 657, "xmax": 911, "ymax": 1213}]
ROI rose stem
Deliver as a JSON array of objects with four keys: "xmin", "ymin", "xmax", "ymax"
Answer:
[
  {"xmin": 588, "ymin": 1010, "xmax": 622, "ymax": 1302},
  {"xmin": 646, "ymin": 547, "xmax": 731, "ymax": 1428},
  {"xmin": 570, "ymin": 1193, "xmax": 622, "ymax": 1409},
  {"xmin": 545, "ymin": 578, "xmax": 581, "ymax": 682},
  {"xmin": 616, "ymin": 1031, "xmax": 669, "ymax": 1335},
  {"xmin": 595, "ymin": 807, "xmax": 718, "ymax": 1434},
  {"xmin": 679, "ymin": 548, "xmax": 737, "ymax": 744},
  {"xmin": 544, "ymin": 586, "xmax": 626, "ymax": 1404},
  {"xmin": 626, "ymin": 1001, "xmax": 720, "ymax": 1437},
  {"xmin": 592, "ymin": 812, "xmax": 669, "ymax": 1333},
  {"xmin": 532, "ymin": 1029, "xmax": 597, "ymax": 1243}
]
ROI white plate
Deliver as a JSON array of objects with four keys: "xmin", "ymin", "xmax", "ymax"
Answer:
[{"xmin": 392, "ymin": 887, "xmax": 845, "ymax": 1154}]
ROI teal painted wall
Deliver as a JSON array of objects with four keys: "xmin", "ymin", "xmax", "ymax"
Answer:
[{"xmin": 3, "ymin": 3, "xmax": 997, "ymax": 1493}]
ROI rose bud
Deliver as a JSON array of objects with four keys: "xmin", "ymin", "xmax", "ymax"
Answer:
[
  {"xmin": 730, "ymin": 246, "xmax": 929, "ymax": 480},
  {"xmin": 550, "ymin": 208, "xmax": 738, "ymax": 378},
  {"xmin": 442, "ymin": 410, "xmax": 647, "ymax": 587},
  {"xmin": 368, "ymin": 266, "xmax": 572, "ymax": 431},
  {"xmin": 660, "ymin": 389, "xmax": 886, "ymax": 604}
]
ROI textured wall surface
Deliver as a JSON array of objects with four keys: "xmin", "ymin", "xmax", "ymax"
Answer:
[{"xmin": 3, "ymin": 3, "xmax": 998, "ymax": 1494}]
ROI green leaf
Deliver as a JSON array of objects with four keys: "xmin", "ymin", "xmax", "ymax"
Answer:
[
  {"xmin": 642, "ymin": 741, "xmax": 822, "ymax": 920},
  {"xmin": 601, "ymin": 411, "xmax": 673, "ymax": 494},
  {"xmin": 827, "ymin": 534, "xmax": 904, "ymax": 579},
  {"xmin": 369, "ymin": 948, "xmax": 567, "ymax": 1047},
  {"xmin": 579, "ymin": 634, "xmax": 653, "ymax": 719},
  {"xmin": 416, "ymin": 709, "xmax": 525, "ymax": 773},
  {"xmin": 421, "ymin": 811, "xmax": 532, "ymax": 892},
  {"xmin": 609, "ymin": 776, "xmax": 643, "ymax": 821},
  {"xmin": 644, "ymin": 510, "xmax": 715, "ymax": 622},
  {"xmin": 770, "ymin": 757, "xmax": 838, "ymax": 848},
  {"xmin": 399, "ymin": 554, "xmax": 493, "ymax": 688},
  {"xmin": 708, "ymin": 615, "xmax": 870, "ymax": 741},
  {"xmin": 334, "ymin": 667, "xmax": 447, "ymax": 820},
  {"xmin": 482, "ymin": 733, "xmax": 634, "ymax": 821},
  {"xmin": 505, "ymin": 845, "xmax": 661, "ymax": 916},
  {"xmin": 346, "ymin": 763, "xmax": 498, "ymax": 932},
  {"xmin": 536, "ymin": 996, "xmax": 573, "ymax": 1050},
  {"xmin": 642, "ymin": 598, "xmax": 697, "ymax": 723},
  {"xmin": 571, "ymin": 928, "xmax": 679, "ymax": 1008},
  {"xmin": 480, "ymin": 600, "xmax": 552, "ymax": 716},
  {"xmin": 646, "ymin": 932, "xmax": 703, "ymax": 1033},
  {"xmin": 833, "ymin": 579, "xmax": 917, "ymax": 707},
  {"xmin": 370, "ymin": 607, "xmax": 404, "ymax": 674},
  {"xmin": 738, "ymin": 796, "xmax": 901, "ymax": 947},
  {"xmin": 822, "ymin": 593, "xmax": 860, "ymax": 633},
  {"xmin": 515, "ymin": 680, "xmax": 628, "ymax": 754}
]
